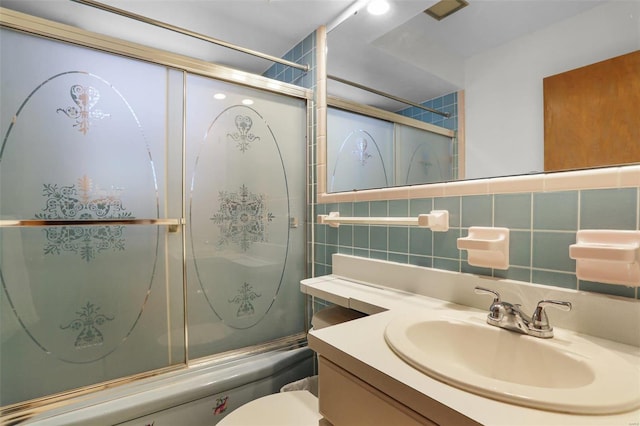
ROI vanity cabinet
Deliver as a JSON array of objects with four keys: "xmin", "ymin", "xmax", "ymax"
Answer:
[
  {"xmin": 303, "ymin": 260, "xmax": 640, "ymax": 426},
  {"xmin": 318, "ymin": 356, "xmax": 437, "ymax": 426}
]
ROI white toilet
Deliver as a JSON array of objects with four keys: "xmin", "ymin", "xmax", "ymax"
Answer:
[
  {"xmin": 218, "ymin": 306, "xmax": 365, "ymax": 426},
  {"xmin": 217, "ymin": 389, "xmax": 321, "ymax": 426}
]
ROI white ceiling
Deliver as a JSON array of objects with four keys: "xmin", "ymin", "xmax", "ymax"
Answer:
[
  {"xmin": 1, "ymin": 0, "xmax": 606, "ymax": 110},
  {"xmin": 326, "ymin": 0, "xmax": 606, "ymax": 109}
]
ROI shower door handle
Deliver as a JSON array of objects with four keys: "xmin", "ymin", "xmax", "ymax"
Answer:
[{"xmin": 0, "ymin": 218, "xmax": 184, "ymax": 227}]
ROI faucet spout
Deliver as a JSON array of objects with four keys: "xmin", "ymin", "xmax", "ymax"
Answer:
[
  {"xmin": 486, "ymin": 301, "xmax": 531, "ymax": 335},
  {"xmin": 474, "ymin": 286, "xmax": 571, "ymax": 338}
]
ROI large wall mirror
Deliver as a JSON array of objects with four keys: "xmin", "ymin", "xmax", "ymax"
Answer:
[{"xmin": 320, "ymin": 0, "xmax": 639, "ymax": 195}]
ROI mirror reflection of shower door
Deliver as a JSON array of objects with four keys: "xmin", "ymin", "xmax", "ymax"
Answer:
[
  {"xmin": 0, "ymin": 29, "xmax": 185, "ymax": 405},
  {"xmin": 185, "ymin": 75, "xmax": 306, "ymax": 359},
  {"xmin": 327, "ymin": 108, "xmax": 393, "ymax": 192},
  {"xmin": 395, "ymin": 124, "xmax": 454, "ymax": 185}
]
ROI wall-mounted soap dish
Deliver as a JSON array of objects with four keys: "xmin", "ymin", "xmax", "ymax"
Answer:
[
  {"xmin": 569, "ymin": 230, "xmax": 640, "ymax": 286},
  {"xmin": 457, "ymin": 227, "xmax": 510, "ymax": 270}
]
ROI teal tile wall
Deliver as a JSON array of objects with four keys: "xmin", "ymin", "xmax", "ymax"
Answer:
[
  {"xmin": 268, "ymin": 31, "xmax": 318, "ymax": 322},
  {"xmin": 396, "ymin": 92, "xmax": 458, "ymax": 130},
  {"xmin": 314, "ymin": 188, "xmax": 640, "ymax": 300},
  {"xmin": 264, "ymin": 32, "xmax": 316, "ymax": 89}
]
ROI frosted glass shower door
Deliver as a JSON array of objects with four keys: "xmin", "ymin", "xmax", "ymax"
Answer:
[
  {"xmin": 0, "ymin": 29, "xmax": 185, "ymax": 406},
  {"xmin": 186, "ymin": 74, "xmax": 306, "ymax": 358}
]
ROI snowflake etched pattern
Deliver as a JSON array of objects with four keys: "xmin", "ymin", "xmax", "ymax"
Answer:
[{"xmin": 211, "ymin": 184, "xmax": 274, "ymax": 251}]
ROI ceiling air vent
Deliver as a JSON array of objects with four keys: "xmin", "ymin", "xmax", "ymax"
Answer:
[{"xmin": 424, "ymin": 0, "xmax": 469, "ymax": 21}]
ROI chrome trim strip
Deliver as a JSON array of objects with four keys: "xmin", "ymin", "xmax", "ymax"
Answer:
[
  {"xmin": 0, "ymin": 218, "xmax": 183, "ymax": 227},
  {"xmin": 71, "ymin": 0, "xmax": 309, "ymax": 72},
  {"xmin": 181, "ymin": 70, "xmax": 189, "ymax": 364},
  {"xmin": 188, "ymin": 333, "xmax": 308, "ymax": 369}
]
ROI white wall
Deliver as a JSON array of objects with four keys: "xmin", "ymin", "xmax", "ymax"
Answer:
[{"xmin": 464, "ymin": 1, "xmax": 640, "ymax": 179}]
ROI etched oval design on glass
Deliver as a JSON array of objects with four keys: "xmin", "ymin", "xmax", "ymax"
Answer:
[
  {"xmin": 190, "ymin": 105, "xmax": 289, "ymax": 329},
  {"xmin": 0, "ymin": 71, "xmax": 159, "ymax": 363},
  {"xmin": 405, "ymin": 144, "xmax": 447, "ymax": 185},
  {"xmin": 331, "ymin": 129, "xmax": 389, "ymax": 192},
  {"xmin": 398, "ymin": 123, "xmax": 453, "ymax": 186}
]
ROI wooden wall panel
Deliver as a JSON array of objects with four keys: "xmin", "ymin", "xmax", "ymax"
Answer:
[{"xmin": 544, "ymin": 50, "xmax": 640, "ymax": 172}]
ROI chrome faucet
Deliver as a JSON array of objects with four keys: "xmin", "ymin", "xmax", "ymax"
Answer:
[{"xmin": 474, "ymin": 287, "xmax": 572, "ymax": 338}]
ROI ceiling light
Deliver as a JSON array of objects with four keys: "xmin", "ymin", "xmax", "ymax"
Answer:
[
  {"xmin": 242, "ymin": 99, "xmax": 254, "ymax": 105},
  {"xmin": 367, "ymin": 0, "xmax": 390, "ymax": 16},
  {"xmin": 424, "ymin": 0, "xmax": 468, "ymax": 21},
  {"xmin": 213, "ymin": 93, "xmax": 226, "ymax": 100}
]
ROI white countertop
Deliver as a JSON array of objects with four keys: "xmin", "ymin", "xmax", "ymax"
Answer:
[{"xmin": 303, "ymin": 274, "xmax": 640, "ymax": 426}]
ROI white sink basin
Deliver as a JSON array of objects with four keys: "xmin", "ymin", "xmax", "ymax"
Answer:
[{"xmin": 384, "ymin": 312, "xmax": 640, "ymax": 414}]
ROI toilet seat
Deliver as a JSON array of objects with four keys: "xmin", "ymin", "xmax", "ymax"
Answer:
[
  {"xmin": 218, "ymin": 307, "xmax": 364, "ymax": 425},
  {"xmin": 217, "ymin": 390, "xmax": 321, "ymax": 426}
]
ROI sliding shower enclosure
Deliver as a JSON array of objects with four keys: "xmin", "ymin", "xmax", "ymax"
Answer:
[{"xmin": 0, "ymin": 11, "xmax": 308, "ymax": 411}]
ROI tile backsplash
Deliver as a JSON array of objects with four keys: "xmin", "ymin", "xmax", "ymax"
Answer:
[{"xmin": 314, "ymin": 184, "xmax": 640, "ymax": 300}]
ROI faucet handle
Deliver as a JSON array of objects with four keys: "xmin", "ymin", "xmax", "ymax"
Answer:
[
  {"xmin": 530, "ymin": 300, "xmax": 572, "ymax": 337},
  {"xmin": 474, "ymin": 286, "xmax": 501, "ymax": 302},
  {"xmin": 474, "ymin": 287, "xmax": 502, "ymax": 320}
]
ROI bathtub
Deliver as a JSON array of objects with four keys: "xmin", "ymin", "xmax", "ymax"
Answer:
[{"xmin": 22, "ymin": 347, "xmax": 315, "ymax": 425}]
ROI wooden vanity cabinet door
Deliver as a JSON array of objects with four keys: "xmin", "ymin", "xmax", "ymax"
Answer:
[{"xmin": 318, "ymin": 356, "xmax": 436, "ymax": 426}]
